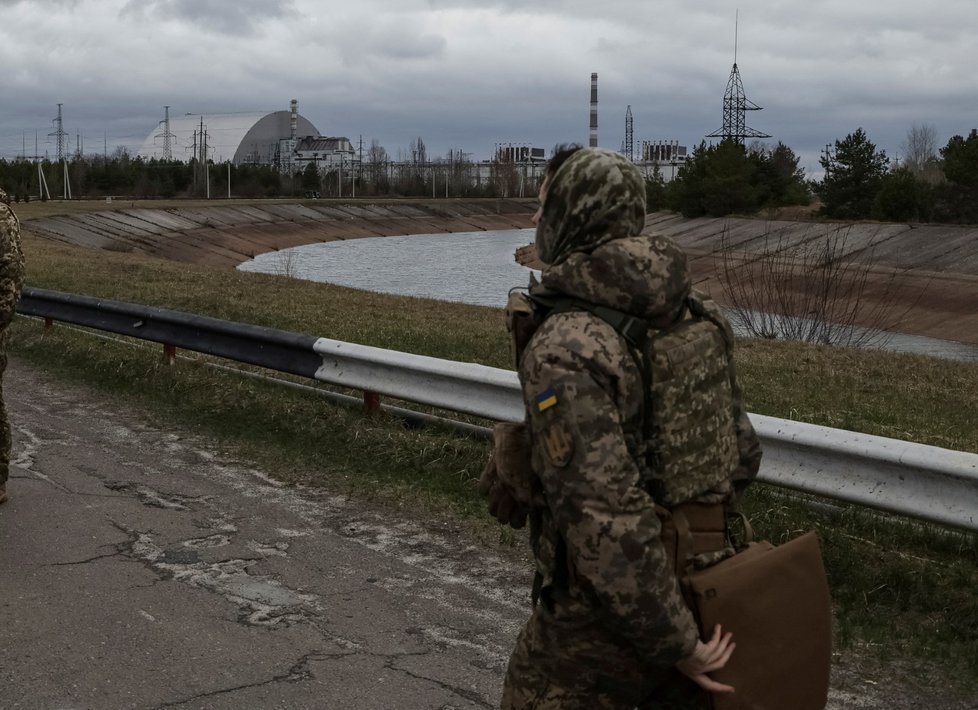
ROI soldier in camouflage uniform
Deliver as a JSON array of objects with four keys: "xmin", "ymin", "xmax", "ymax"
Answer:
[
  {"xmin": 0, "ymin": 189, "xmax": 26, "ymax": 505},
  {"xmin": 489, "ymin": 149, "xmax": 761, "ymax": 708}
]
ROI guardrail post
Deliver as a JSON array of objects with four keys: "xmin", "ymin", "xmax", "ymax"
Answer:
[
  {"xmin": 163, "ymin": 343, "xmax": 176, "ymax": 365},
  {"xmin": 364, "ymin": 390, "xmax": 381, "ymax": 416}
]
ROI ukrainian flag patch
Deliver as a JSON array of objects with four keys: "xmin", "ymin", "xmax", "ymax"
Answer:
[{"xmin": 536, "ymin": 387, "xmax": 558, "ymax": 412}]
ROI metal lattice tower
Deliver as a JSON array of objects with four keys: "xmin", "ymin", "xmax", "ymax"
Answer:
[
  {"xmin": 589, "ymin": 73, "xmax": 598, "ymax": 147},
  {"xmin": 706, "ymin": 15, "xmax": 769, "ymax": 145},
  {"xmin": 48, "ymin": 103, "xmax": 68, "ymax": 163},
  {"xmin": 156, "ymin": 106, "xmax": 176, "ymax": 161},
  {"xmin": 624, "ymin": 105, "xmax": 634, "ymax": 161}
]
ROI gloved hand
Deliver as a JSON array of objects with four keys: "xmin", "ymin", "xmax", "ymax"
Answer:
[{"xmin": 478, "ymin": 453, "xmax": 530, "ymax": 529}]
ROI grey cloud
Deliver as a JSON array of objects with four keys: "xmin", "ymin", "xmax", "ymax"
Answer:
[
  {"xmin": 0, "ymin": 0, "xmax": 79, "ymax": 5},
  {"xmin": 120, "ymin": 0, "xmax": 294, "ymax": 35},
  {"xmin": 327, "ymin": 18, "xmax": 447, "ymax": 65}
]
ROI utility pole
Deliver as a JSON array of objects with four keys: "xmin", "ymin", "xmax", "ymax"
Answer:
[
  {"xmin": 358, "ymin": 134, "xmax": 364, "ymax": 188},
  {"xmin": 204, "ymin": 125, "xmax": 210, "ymax": 199},
  {"xmin": 200, "ymin": 116, "xmax": 205, "ymax": 197}
]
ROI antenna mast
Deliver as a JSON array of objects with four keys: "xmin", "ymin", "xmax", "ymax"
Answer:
[{"xmin": 734, "ymin": 9, "xmax": 739, "ymax": 64}]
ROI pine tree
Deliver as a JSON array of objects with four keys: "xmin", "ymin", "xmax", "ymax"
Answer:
[{"xmin": 817, "ymin": 128, "xmax": 889, "ymax": 219}]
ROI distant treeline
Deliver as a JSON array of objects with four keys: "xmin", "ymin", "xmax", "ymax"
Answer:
[
  {"xmin": 649, "ymin": 125, "xmax": 978, "ymax": 224},
  {"xmin": 0, "ymin": 151, "xmax": 537, "ymax": 202}
]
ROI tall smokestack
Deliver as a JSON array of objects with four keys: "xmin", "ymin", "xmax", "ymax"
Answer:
[
  {"xmin": 290, "ymin": 99, "xmax": 298, "ymax": 140},
  {"xmin": 589, "ymin": 73, "xmax": 598, "ymax": 147}
]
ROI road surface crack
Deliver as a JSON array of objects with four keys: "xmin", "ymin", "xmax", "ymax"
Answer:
[{"xmin": 151, "ymin": 651, "xmax": 328, "ymax": 708}]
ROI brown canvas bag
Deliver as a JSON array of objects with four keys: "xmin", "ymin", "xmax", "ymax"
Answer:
[{"xmin": 683, "ymin": 531, "xmax": 832, "ymax": 710}]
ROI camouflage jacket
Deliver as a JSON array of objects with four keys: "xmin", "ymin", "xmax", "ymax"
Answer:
[
  {"xmin": 518, "ymin": 149, "xmax": 760, "ymax": 672},
  {"xmin": 0, "ymin": 190, "xmax": 26, "ymax": 327}
]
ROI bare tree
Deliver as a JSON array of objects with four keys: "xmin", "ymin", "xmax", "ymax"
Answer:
[
  {"xmin": 714, "ymin": 226, "xmax": 924, "ymax": 348},
  {"xmin": 410, "ymin": 136, "xmax": 427, "ymax": 169},
  {"xmin": 901, "ymin": 123, "xmax": 940, "ymax": 181},
  {"xmin": 366, "ymin": 139, "xmax": 389, "ymax": 194},
  {"xmin": 276, "ymin": 248, "xmax": 301, "ymax": 279}
]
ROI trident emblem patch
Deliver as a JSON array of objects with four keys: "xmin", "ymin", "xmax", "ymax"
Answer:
[{"xmin": 542, "ymin": 423, "xmax": 574, "ymax": 468}]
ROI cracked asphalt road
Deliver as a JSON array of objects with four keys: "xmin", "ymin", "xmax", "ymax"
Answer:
[{"xmin": 1, "ymin": 360, "xmax": 527, "ymax": 709}]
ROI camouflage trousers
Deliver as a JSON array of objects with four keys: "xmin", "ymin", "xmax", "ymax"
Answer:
[
  {"xmin": 501, "ymin": 598, "xmax": 708, "ymax": 710},
  {"xmin": 0, "ymin": 339, "xmax": 8, "ymax": 485}
]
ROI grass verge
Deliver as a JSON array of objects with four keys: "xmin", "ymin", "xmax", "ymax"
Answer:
[{"xmin": 11, "ymin": 234, "xmax": 978, "ymax": 697}]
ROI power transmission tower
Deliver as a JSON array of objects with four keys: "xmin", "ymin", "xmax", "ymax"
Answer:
[
  {"xmin": 49, "ymin": 103, "xmax": 68, "ymax": 163},
  {"xmin": 48, "ymin": 104, "xmax": 71, "ymax": 198},
  {"xmin": 706, "ymin": 13, "xmax": 770, "ymax": 145},
  {"xmin": 822, "ymin": 144, "xmax": 834, "ymax": 177},
  {"xmin": 624, "ymin": 105, "xmax": 634, "ymax": 161},
  {"xmin": 155, "ymin": 106, "xmax": 175, "ymax": 161}
]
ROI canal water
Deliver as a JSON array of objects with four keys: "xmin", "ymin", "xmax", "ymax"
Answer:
[{"xmin": 237, "ymin": 229, "xmax": 978, "ymax": 363}]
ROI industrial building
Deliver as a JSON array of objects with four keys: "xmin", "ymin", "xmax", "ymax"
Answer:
[{"xmin": 293, "ymin": 136, "xmax": 356, "ymax": 171}]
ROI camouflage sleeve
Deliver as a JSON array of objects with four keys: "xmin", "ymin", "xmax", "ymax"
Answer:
[
  {"xmin": 521, "ymin": 313, "xmax": 699, "ymax": 666},
  {"xmin": 0, "ymin": 202, "xmax": 26, "ymax": 330}
]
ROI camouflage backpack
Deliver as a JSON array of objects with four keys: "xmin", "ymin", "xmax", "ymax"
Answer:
[{"xmin": 508, "ymin": 288, "xmax": 740, "ymax": 506}]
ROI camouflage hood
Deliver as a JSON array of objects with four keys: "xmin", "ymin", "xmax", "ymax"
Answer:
[
  {"xmin": 535, "ymin": 148, "xmax": 646, "ymax": 266},
  {"xmin": 535, "ymin": 149, "xmax": 690, "ymax": 324}
]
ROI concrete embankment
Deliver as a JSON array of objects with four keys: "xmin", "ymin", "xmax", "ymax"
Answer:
[
  {"xmin": 638, "ymin": 213, "xmax": 978, "ymax": 347},
  {"xmin": 22, "ymin": 199, "xmax": 536, "ymax": 270},
  {"xmin": 509, "ymin": 212, "xmax": 978, "ymax": 347}
]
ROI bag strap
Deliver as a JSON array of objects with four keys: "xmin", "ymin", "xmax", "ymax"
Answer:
[
  {"xmin": 726, "ymin": 507, "xmax": 756, "ymax": 547},
  {"xmin": 672, "ymin": 508, "xmax": 694, "ymax": 576},
  {"xmin": 528, "ymin": 292, "xmax": 652, "ymax": 350}
]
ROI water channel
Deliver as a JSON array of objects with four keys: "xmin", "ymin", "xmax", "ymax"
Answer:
[{"xmin": 237, "ymin": 229, "xmax": 978, "ymax": 363}]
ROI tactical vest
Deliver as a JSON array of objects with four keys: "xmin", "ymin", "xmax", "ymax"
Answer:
[{"xmin": 506, "ymin": 288, "xmax": 740, "ymax": 507}]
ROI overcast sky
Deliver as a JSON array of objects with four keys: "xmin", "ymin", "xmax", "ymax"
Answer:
[{"xmin": 1, "ymin": 0, "xmax": 976, "ymax": 177}]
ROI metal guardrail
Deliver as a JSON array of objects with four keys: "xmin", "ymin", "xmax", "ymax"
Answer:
[
  {"xmin": 16, "ymin": 287, "xmax": 978, "ymax": 532},
  {"xmin": 311, "ymin": 338, "xmax": 522, "ymax": 423}
]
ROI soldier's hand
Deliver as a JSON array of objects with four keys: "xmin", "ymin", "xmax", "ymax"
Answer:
[
  {"xmin": 487, "ymin": 482, "xmax": 529, "ymax": 529},
  {"xmin": 478, "ymin": 452, "xmax": 528, "ymax": 529},
  {"xmin": 676, "ymin": 624, "xmax": 736, "ymax": 694},
  {"xmin": 477, "ymin": 453, "xmax": 498, "ymax": 496}
]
